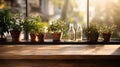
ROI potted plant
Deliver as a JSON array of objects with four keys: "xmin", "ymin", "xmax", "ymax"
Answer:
[
  {"xmin": 48, "ymin": 19, "xmax": 66, "ymax": 42},
  {"xmin": 9, "ymin": 14, "xmax": 23, "ymax": 42},
  {"xmin": 22, "ymin": 16, "xmax": 48, "ymax": 42},
  {"xmin": 84, "ymin": 23, "xmax": 99, "ymax": 42},
  {"xmin": 22, "ymin": 16, "xmax": 35, "ymax": 42},
  {"xmin": 100, "ymin": 23, "xmax": 116, "ymax": 42},
  {"xmin": 36, "ymin": 22, "xmax": 48, "ymax": 43},
  {"xmin": 34, "ymin": 16, "xmax": 48, "ymax": 42},
  {"xmin": 22, "ymin": 16, "xmax": 37, "ymax": 42},
  {"xmin": 0, "ymin": 8, "xmax": 11, "ymax": 42}
]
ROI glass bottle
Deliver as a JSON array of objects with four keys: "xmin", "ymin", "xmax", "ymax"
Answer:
[
  {"xmin": 68, "ymin": 24, "xmax": 75, "ymax": 41},
  {"xmin": 76, "ymin": 24, "xmax": 82, "ymax": 41}
]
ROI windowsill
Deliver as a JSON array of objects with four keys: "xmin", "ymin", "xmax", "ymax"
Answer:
[{"xmin": 0, "ymin": 38, "xmax": 120, "ymax": 45}]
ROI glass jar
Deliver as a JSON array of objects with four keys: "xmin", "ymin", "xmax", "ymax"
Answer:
[
  {"xmin": 76, "ymin": 24, "xmax": 82, "ymax": 42},
  {"xmin": 67, "ymin": 23, "xmax": 75, "ymax": 41}
]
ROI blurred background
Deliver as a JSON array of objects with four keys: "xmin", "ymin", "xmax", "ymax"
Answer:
[{"xmin": 0, "ymin": 0, "xmax": 120, "ymax": 40}]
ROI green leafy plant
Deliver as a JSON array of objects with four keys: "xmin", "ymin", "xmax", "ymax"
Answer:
[
  {"xmin": 22, "ymin": 16, "xmax": 48, "ymax": 34},
  {"xmin": 35, "ymin": 22, "xmax": 49, "ymax": 42},
  {"xmin": 22, "ymin": 16, "xmax": 34, "ymax": 32},
  {"xmin": 100, "ymin": 23, "xmax": 116, "ymax": 34},
  {"xmin": 48, "ymin": 19, "xmax": 66, "ymax": 33},
  {"xmin": 0, "ymin": 8, "xmax": 11, "ymax": 38},
  {"xmin": 84, "ymin": 23, "xmax": 99, "ymax": 42},
  {"xmin": 48, "ymin": 19, "xmax": 67, "ymax": 42},
  {"xmin": 9, "ymin": 14, "xmax": 23, "ymax": 32},
  {"xmin": 8, "ymin": 14, "xmax": 23, "ymax": 42},
  {"xmin": 23, "ymin": 17, "xmax": 38, "ymax": 34},
  {"xmin": 36, "ymin": 22, "xmax": 48, "ymax": 34},
  {"xmin": 22, "ymin": 16, "xmax": 49, "ymax": 42},
  {"xmin": 34, "ymin": 16, "xmax": 45, "ymax": 33},
  {"xmin": 84, "ymin": 23, "xmax": 99, "ymax": 36},
  {"xmin": 99, "ymin": 23, "xmax": 116, "ymax": 42}
]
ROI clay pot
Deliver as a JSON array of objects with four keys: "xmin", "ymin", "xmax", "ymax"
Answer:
[
  {"xmin": 102, "ymin": 33, "xmax": 111, "ymax": 42},
  {"xmin": 37, "ymin": 33, "xmax": 45, "ymax": 43},
  {"xmin": 87, "ymin": 33, "xmax": 99, "ymax": 43},
  {"xmin": 10, "ymin": 31, "xmax": 21, "ymax": 42},
  {"xmin": 52, "ymin": 32, "xmax": 61, "ymax": 42},
  {"xmin": 30, "ymin": 33, "xmax": 37, "ymax": 42}
]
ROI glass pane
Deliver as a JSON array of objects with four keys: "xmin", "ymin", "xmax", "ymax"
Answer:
[
  {"xmin": 31, "ymin": 0, "xmax": 87, "ymax": 41},
  {"xmin": 51, "ymin": 0, "xmax": 87, "ymax": 26},
  {"xmin": 11, "ymin": 0, "xmax": 26, "ymax": 16},
  {"xmin": 4, "ymin": 0, "xmax": 26, "ymax": 17},
  {"xmin": 2, "ymin": 0, "xmax": 87, "ymax": 42},
  {"xmin": 28, "ymin": 0, "xmax": 41, "ymax": 16},
  {"xmin": 48, "ymin": 0, "xmax": 87, "ymax": 41},
  {"xmin": 89, "ymin": 0, "xmax": 120, "ymax": 39}
]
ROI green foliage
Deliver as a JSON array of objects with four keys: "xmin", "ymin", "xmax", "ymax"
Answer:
[
  {"xmin": 84, "ymin": 23, "xmax": 99, "ymax": 37},
  {"xmin": 48, "ymin": 19, "xmax": 67, "ymax": 33},
  {"xmin": 0, "ymin": 8, "xmax": 11, "ymax": 36},
  {"xmin": 36, "ymin": 22, "xmax": 48, "ymax": 34},
  {"xmin": 100, "ymin": 23, "xmax": 116, "ymax": 34},
  {"xmin": 9, "ymin": 14, "xmax": 23, "ymax": 32},
  {"xmin": 27, "ymin": 21, "xmax": 39, "ymax": 34},
  {"xmin": 22, "ymin": 16, "xmax": 48, "ymax": 34},
  {"xmin": 22, "ymin": 16, "xmax": 34, "ymax": 32}
]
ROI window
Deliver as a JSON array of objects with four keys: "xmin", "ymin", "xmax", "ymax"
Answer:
[
  {"xmin": 89, "ymin": 0, "xmax": 120, "ymax": 39},
  {"xmin": 2, "ymin": 0, "xmax": 120, "ymax": 43}
]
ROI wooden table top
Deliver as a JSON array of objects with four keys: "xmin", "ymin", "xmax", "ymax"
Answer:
[{"xmin": 0, "ymin": 45, "xmax": 120, "ymax": 59}]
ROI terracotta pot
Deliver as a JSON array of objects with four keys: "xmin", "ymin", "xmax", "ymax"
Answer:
[
  {"xmin": 52, "ymin": 32, "xmax": 61, "ymax": 42},
  {"xmin": 87, "ymin": 33, "xmax": 99, "ymax": 42},
  {"xmin": 37, "ymin": 33, "xmax": 45, "ymax": 42},
  {"xmin": 102, "ymin": 33, "xmax": 111, "ymax": 42},
  {"xmin": 10, "ymin": 31, "xmax": 21, "ymax": 42},
  {"xmin": 30, "ymin": 33, "xmax": 37, "ymax": 42}
]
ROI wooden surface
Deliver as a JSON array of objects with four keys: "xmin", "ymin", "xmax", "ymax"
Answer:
[
  {"xmin": 0, "ymin": 45, "xmax": 120, "ymax": 59},
  {"xmin": 0, "ymin": 45, "xmax": 120, "ymax": 67},
  {"xmin": 0, "ymin": 45, "xmax": 120, "ymax": 55}
]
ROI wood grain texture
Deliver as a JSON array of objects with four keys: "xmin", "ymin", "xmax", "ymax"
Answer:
[{"xmin": 0, "ymin": 45, "xmax": 120, "ymax": 67}]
